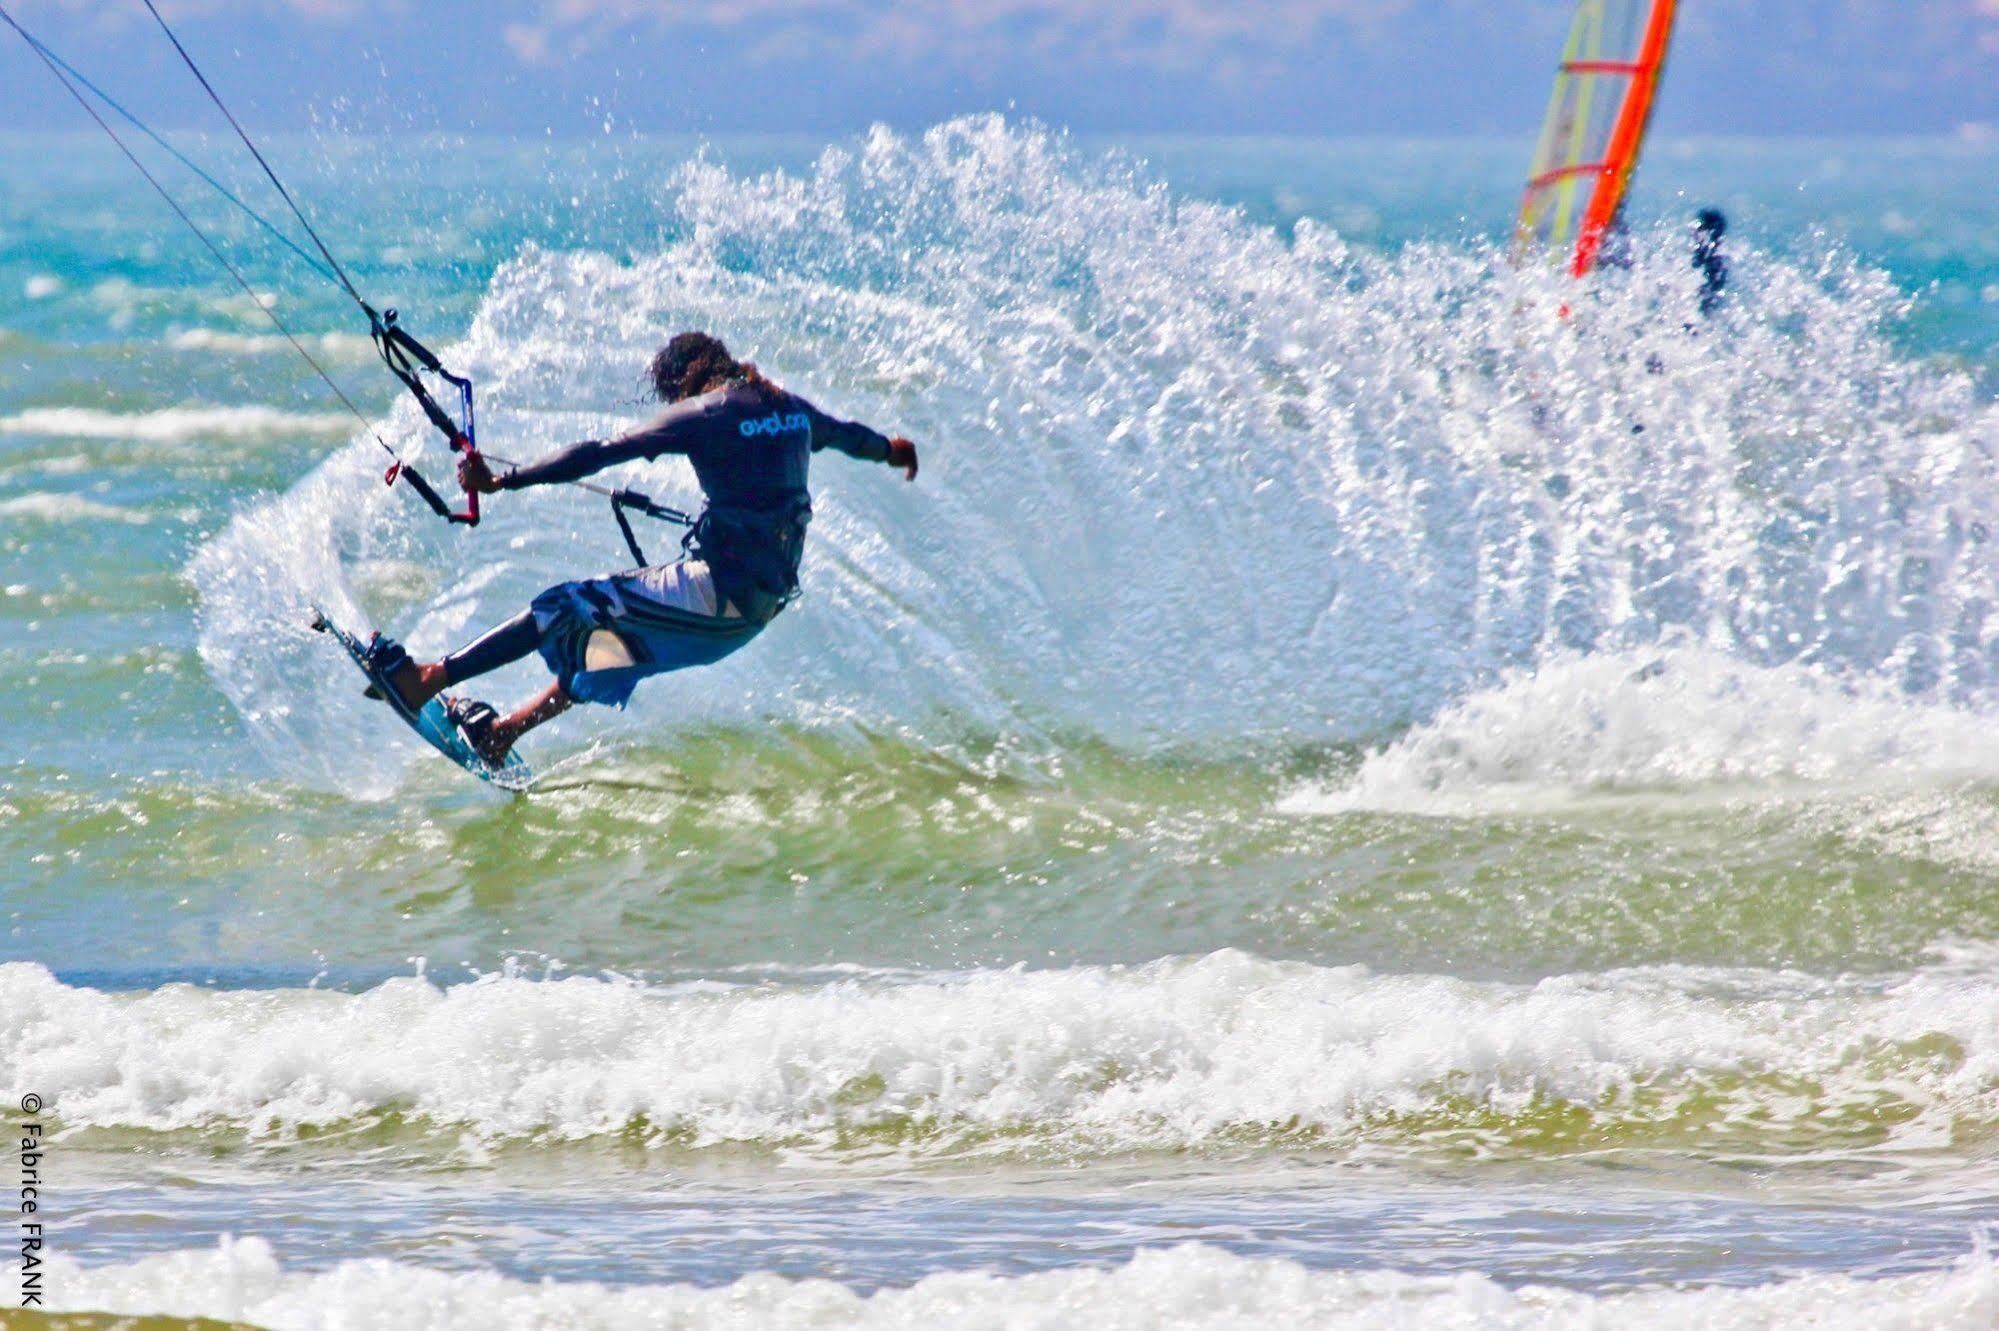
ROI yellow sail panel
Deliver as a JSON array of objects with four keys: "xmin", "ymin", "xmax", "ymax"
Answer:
[{"xmin": 1514, "ymin": 0, "xmax": 1679, "ymax": 276}]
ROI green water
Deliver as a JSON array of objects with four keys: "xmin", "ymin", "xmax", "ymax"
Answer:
[{"xmin": 6, "ymin": 125, "xmax": 1999, "ymax": 1325}]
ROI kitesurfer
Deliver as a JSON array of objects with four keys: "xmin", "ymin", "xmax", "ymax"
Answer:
[{"xmin": 362, "ymin": 332, "xmax": 919, "ymax": 763}]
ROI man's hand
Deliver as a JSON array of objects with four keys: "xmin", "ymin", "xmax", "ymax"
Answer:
[
  {"xmin": 458, "ymin": 451, "xmax": 505, "ymax": 494},
  {"xmin": 887, "ymin": 437, "xmax": 919, "ymax": 482}
]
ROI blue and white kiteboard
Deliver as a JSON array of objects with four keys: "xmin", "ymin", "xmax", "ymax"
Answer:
[{"xmin": 309, "ymin": 603, "xmax": 535, "ymax": 793}]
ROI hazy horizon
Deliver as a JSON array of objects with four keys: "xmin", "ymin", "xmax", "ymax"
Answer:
[{"xmin": 6, "ymin": 1, "xmax": 1998, "ymax": 140}]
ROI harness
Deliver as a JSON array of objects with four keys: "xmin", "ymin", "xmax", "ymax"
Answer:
[{"xmin": 688, "ymin": 497, "xmax": 814, "ymax": 617}]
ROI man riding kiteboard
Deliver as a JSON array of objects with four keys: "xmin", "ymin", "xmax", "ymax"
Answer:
[{"xmin": 363, "ymin": 331, "xmax": 919, "ymax": 764}]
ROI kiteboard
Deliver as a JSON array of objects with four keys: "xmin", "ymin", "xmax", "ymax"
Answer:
[{"xmin": 308, "ymin": 604, "xmax": 535, "ymax": 793}]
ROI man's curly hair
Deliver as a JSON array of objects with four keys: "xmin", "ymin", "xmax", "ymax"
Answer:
[{"xmin": 647, "ymin": 331, "xmax": 745, "ymax": 403}]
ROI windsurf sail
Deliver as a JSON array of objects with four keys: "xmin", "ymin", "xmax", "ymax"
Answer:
[{"xmin": 1514, "ymin": 0, "xmax": 1679, "ymax": 277}]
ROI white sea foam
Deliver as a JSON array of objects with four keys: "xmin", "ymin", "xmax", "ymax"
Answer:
[
  {"xmin": 7, "ymin": 950, "xmax": 1997, "ymax": 1155},
  {"xmin": 1288, "ymin": 646, "xmax": 1999, "ymax": 815},
  {"xmin": 0, "ymin": 493, "xmax": 147, "ymax": 525},
  {"xmin": 0, "ymin": 405, "xmax": 354, "ymax": 443},
  {"xmin": 166, "ymin": 327, "xmax": 375, "ymax": 358},
  {"xmin": 45, "ymin": 1237, "xmax": 1999, "ymax": 1331},
  {"xmin": 187, "ymin": 118, "xmax": 1999, "ymax": 788}
]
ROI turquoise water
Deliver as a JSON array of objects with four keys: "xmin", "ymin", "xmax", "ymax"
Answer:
[{"xmin": 7, "ymin": 122, "xmax": 1999, "ymax": 1327}]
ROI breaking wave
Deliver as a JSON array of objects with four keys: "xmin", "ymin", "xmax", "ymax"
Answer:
[
  {"xmin": 44, "ymin": 1237, "xmax": 1999, "ymax": 1331},
  {"xmin": 11, "ymin": 949, "xmax": 1999, "ymax": 1164},
  {"xmin": 1, "ymin": 404, "xmax": 353, "ymax": 443},
  {"xmin": 1288, "ymin": 645, "xmax": 1999, "ymax": 815}
]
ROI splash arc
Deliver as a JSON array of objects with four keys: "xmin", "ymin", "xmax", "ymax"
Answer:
[{"xmin": 1514, "ymin": 0, "xmax": 1680, "ymax": 276}]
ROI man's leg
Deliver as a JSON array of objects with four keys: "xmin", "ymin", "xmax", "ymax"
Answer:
[
  {"xmin": 389, "ymin": 609, "xmax": 543, "ymax": 711},
  {"xmin": 475, "ymin": 680, "xmax": 573, "ymax": 763}
]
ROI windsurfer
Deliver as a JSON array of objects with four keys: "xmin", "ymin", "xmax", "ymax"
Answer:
[{"xmin": 1692, "ymin": 208, "xmax": 1728, "ymax": 317}]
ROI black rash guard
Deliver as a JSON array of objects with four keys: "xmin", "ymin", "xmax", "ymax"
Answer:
[{"xmin": 499, "ymin": 380, "xmax": 895, "ymax": 621}]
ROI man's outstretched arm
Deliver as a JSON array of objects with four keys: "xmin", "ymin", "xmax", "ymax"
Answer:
[
  {"xmin": 460, "ymin": 400, "xmax": 710, "ymax": 493},
  {"xmin": 807, "ymin": 403, "xmax": 919, "ymax": 480}
]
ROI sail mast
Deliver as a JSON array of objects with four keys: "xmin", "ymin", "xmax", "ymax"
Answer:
[{"xmin": 1515, "ymin": 0, "xmax": 1681, "ymax": 277}]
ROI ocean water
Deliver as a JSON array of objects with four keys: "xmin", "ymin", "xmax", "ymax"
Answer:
[{"xmin": 6, "ymin": 120, "xmax": 1999, "ymax": 1327}]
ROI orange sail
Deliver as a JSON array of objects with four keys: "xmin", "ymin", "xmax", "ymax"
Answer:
[{"xmin": 1514, "ymin": 0, "xmax": 1679, "ymax": 277}]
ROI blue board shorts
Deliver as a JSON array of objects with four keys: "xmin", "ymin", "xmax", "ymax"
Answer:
[{"xmin": 529, "ymin": 560, "xmax": 764, "ymax": 707}]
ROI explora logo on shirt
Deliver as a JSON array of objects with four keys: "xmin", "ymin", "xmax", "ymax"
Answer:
[{"xmin": 740, "ymin": 411, "xmax": 811, "ymax": 438}]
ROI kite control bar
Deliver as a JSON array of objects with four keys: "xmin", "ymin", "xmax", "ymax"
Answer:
[
  {"xmin": 368, "ymin": 305, "xmax": 483, "ymax": 526},
  {"xmin": 369, "ymin": 306, "xmax": 696, "ymax": 561},
  {"xmin": 367, "ymin": 306, "xmax": 695, "ymax": 559}
]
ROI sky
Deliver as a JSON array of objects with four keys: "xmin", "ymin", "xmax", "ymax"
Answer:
[{"xmin": 6, "ymin": 1, "xmax": 1999, "ymax": 139}]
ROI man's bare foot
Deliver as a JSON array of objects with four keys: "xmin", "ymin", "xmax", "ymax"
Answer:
[
  {"xmin": 437, "ymin": 681, "xmax": 569, "ymax": 766},
  {"xmin": 444, "ymin": 698, "xmax": 514, "ymax": 767},
  {"xmin": 391, "ymin": 660, "xmax": 449, "ymax": 711},
  {"xmin": 473, "ymin": 711, "xmax": 519, "ymax": 763},
  {"xmin": 361, "ymin": 635, "xmax": 449, "ymax": 712}
]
